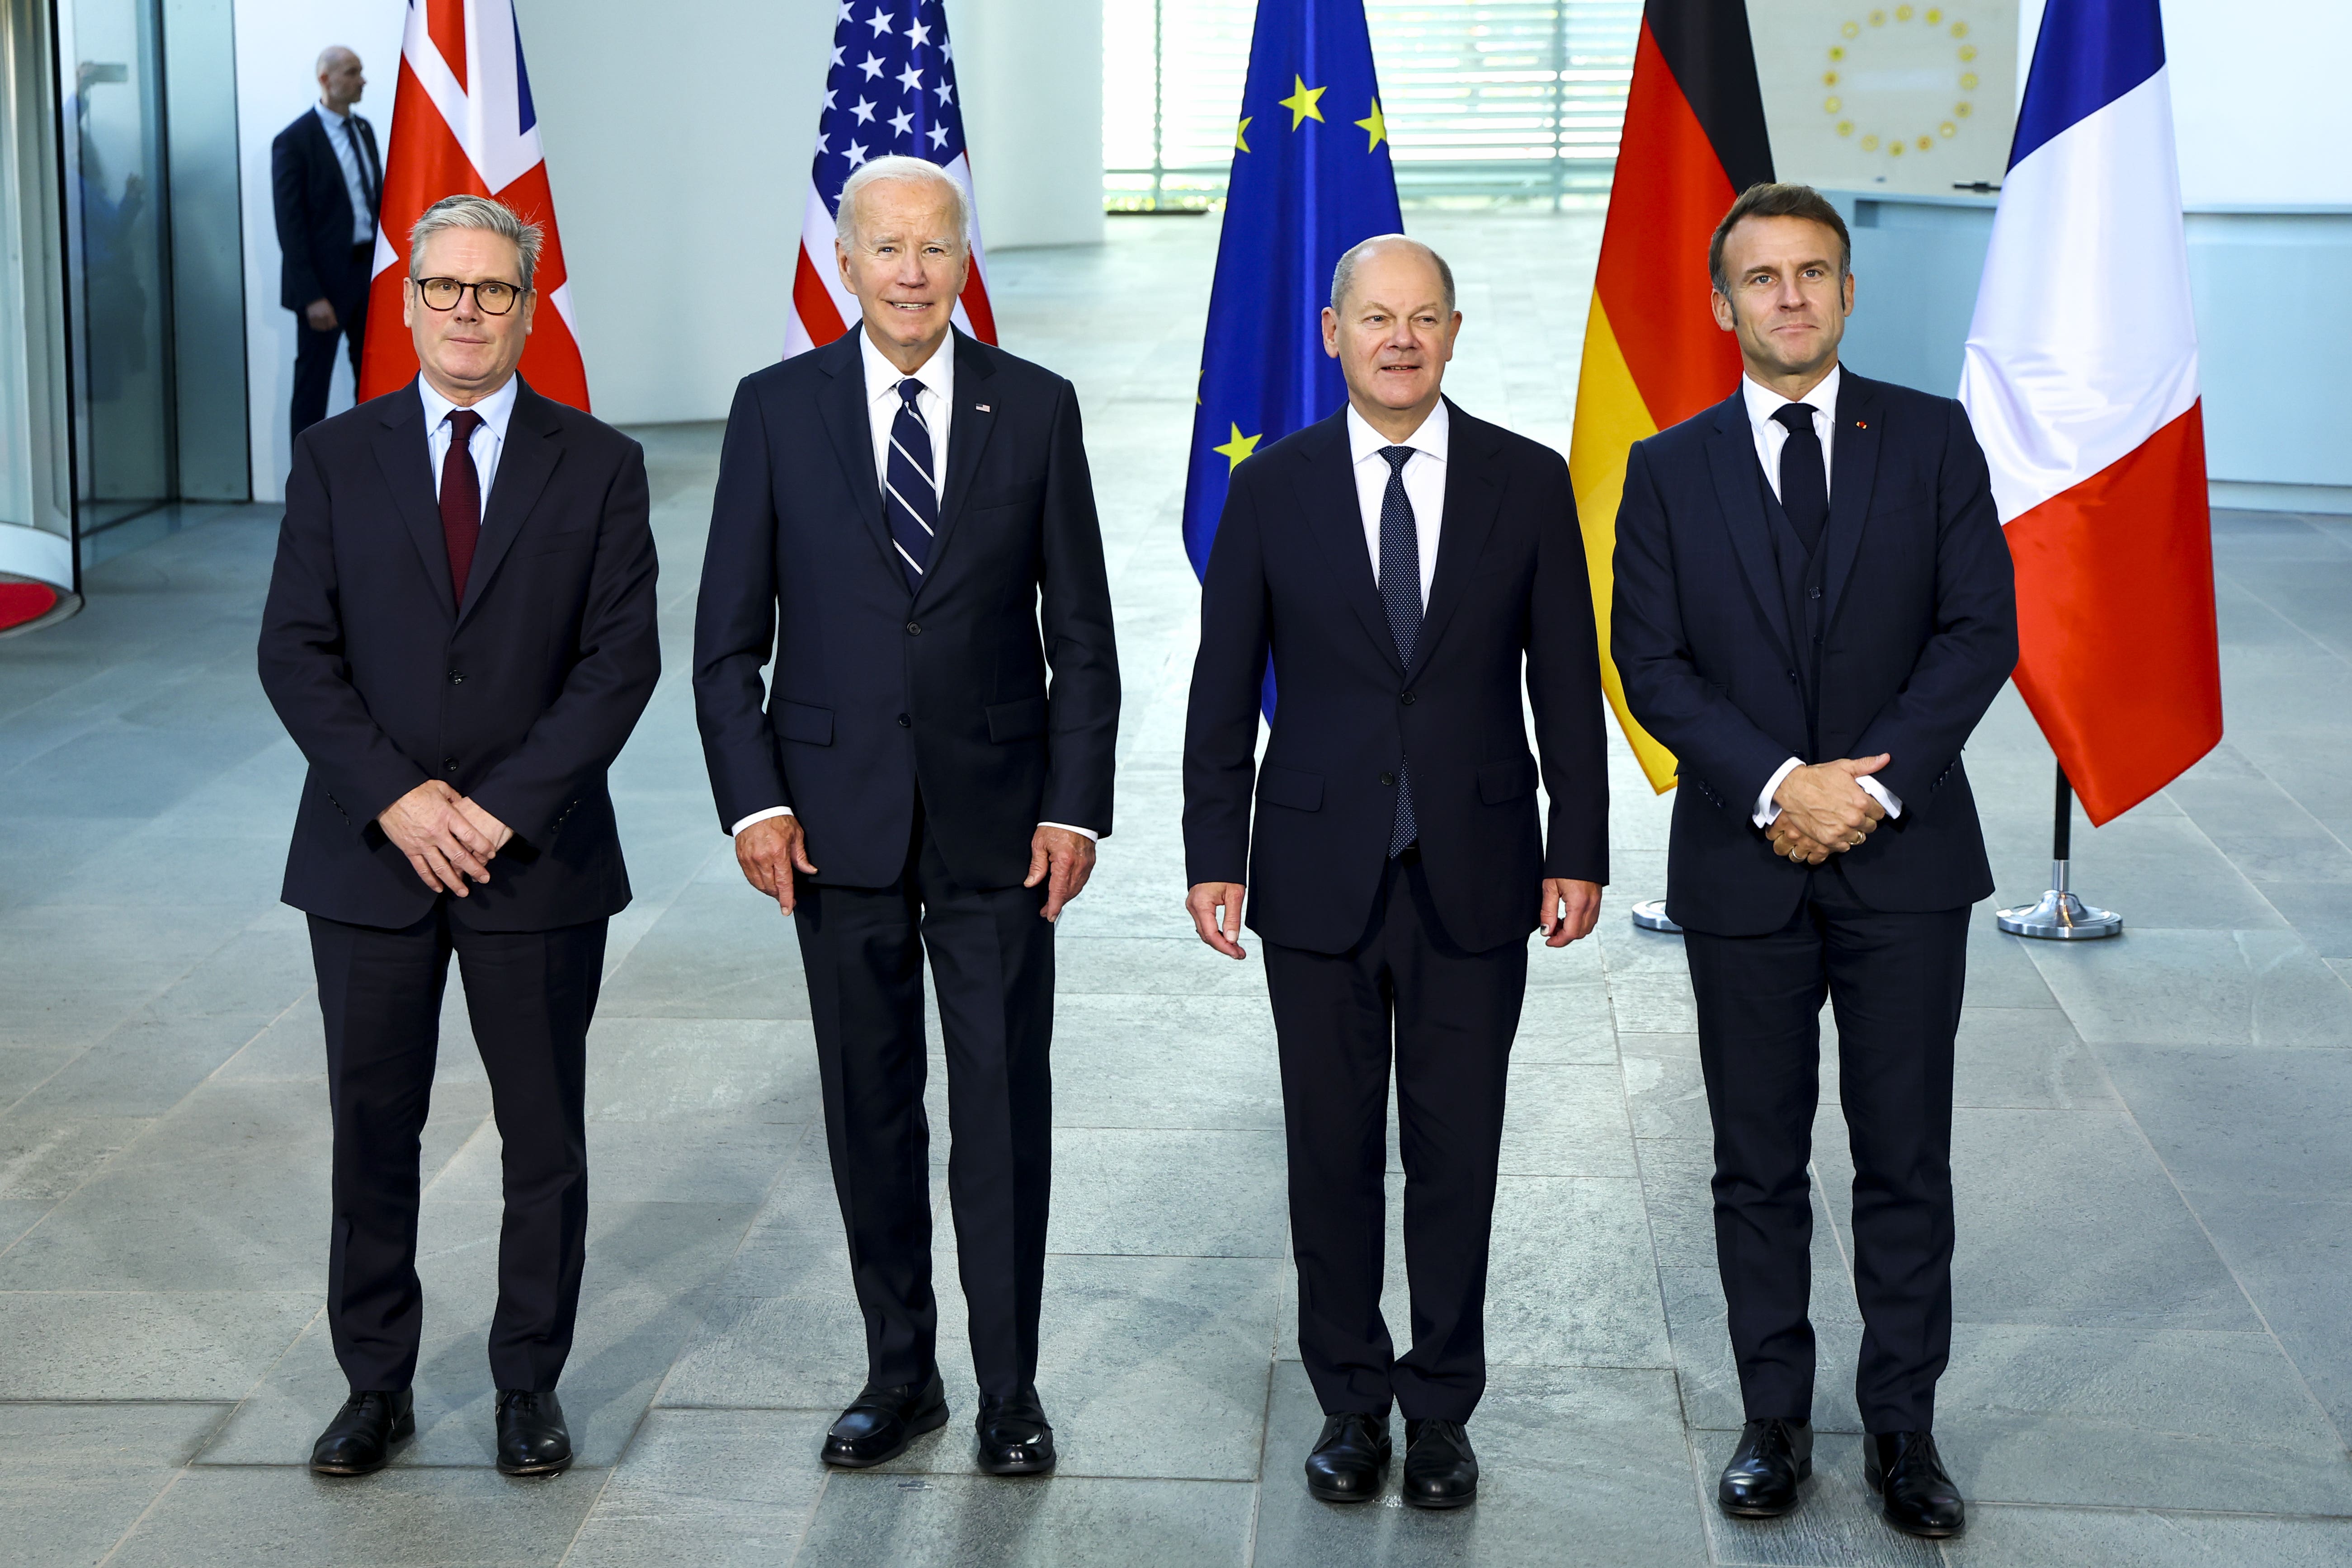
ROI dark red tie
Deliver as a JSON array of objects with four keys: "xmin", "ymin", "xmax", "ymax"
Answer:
[{"xmin": 439, "ymin": 407, "xmax": 484, "ymax": 608}]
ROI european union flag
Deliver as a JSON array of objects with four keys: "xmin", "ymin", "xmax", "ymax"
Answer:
[{"xmin": 1182, "ymin": 0, "xmax": 1402, "ymax": 587}]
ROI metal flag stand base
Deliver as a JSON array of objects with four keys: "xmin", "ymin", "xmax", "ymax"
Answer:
[
  {"xmin": 1997, "ymin": 765, "xmax": 2123, "ymax": 940},
  {"xmin": 1630, "ymin": 898, "xmax": 1682, "ymax": 934}
]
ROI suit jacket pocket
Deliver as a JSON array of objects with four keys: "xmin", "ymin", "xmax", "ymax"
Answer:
[
  {"xmin": 986, "ymin": 696, "xmax": 1046, "ymax": 743},
  {"xmin": 776, "ymin": 700, "xmax": 834, "ymax": 745},
  {"xmin": 1257, "ymin": 764, "xmax": 1324, "ymax": 813},
  {"xmin": 1477, "ymin": 756, "xmax": 1539, "ymax": 805}
]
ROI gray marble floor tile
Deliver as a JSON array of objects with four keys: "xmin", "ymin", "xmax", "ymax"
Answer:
[
  {"xmin": 1952, "ymin": 1007, "xmax": 2115, "ymax": 1110},
  {"xmin": 1494, "ymin": 1063, "xmax": 1637, "ymax": 1178},
  {"xmin": 9, "ymin": 1010, "xmax": 276, "ymax": 1119},
  {"xmin": 2169, "ymin": 1190, "xmax": 2352, "ymax": 1437},
  {"xmin": 1691, "ymin": 1428, "xmax": 1942, "ymax": 1567},
  {"xmin": 0, "ymin": 1113, "xmax": 152, "ymax": 1201},
  {"xmin": 796, "ymin": 1473, "xmax": 1255, "ymax": 1568},
  {"xmin": 1942, "ymin": 1504, "xmax": 2352, "ymax": 1567},
  {"xmin": 1621, "ymin": 1040, "xmax": 1714, "ymax": 1144},
  {"xmin": 2027, "ymin": 927, "xmax": 2352, "ymax": 1047},
  {"xmin": 1513, "ymin": 980, "xmax": 1620, "ymax": 1064},
  {"xmin": 1047, "ymin": 1128, "xmax": 1286, "ymax": 1258},
  {"xmin": 1251, "ymin": 1360, "xmax": 1708, "ymax": 1568},
  {"xmin": 431, "ymin": 1116, "xmax": 801, "ymax": 1208},
  {"xmin": 582, "ymin": 1016, "xmax": 820, "ymax": 1125},
  {"xmin": 1482, "ymin": 1176, "xmax": 1671, "ymax": 1370},
  {"xmin": 0, "ymin": 1290, "xmax": 319, "ymax": 1399},
  {"xmin": 1050, "ymin": 995, "xmax": 1283, "ymax": 1131},
  {"xmin": 1603, "ymin": 971, "xmax": 1701, "ymax": 1036},
  {"xmin": 2100, "ymin": 1041, "xmax": 2352, "ymax": 1200},
  {"xmin": 559, "ymin": 1409, "xmax": 826, "ymax": 1568},
  {"xmin": 594, "ymin": 879, "xmax": 811, "ymax": 1021},
  {"xmin": 0, "ymin": 1401, "xmax": 231, "ymax": 1568},
  {"xmin": 1050, "ymin": 937, "xmax": 1268, "ymax": 997}
]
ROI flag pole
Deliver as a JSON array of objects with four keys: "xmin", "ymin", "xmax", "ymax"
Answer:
[{"xmin": 1997, "ymin": 764, "xmax": 2123, "ymax": 939}]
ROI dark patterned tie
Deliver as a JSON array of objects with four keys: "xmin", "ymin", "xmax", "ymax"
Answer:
[
  {"xmin": 440, "ymin": 408, "xmax": 484, "ymax": 609},
  {"xmin": 1772, "ymin": 403, "xmax": 1827, "ymax": 555},
  {"xmin": 1379, "ymin": 446, "xmax": 1423, "ymax": 857},
  {"xmin": 885, "ymin": 378, "xmax": 938, "ymax": 592}
]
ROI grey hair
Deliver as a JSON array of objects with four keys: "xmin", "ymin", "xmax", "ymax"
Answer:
[
  {"xmin": 1330, "ymin": 234, "xmax": 1456, "ymax": 315},
  {"xmin": 835, "ymin": 156, "xmax": 971, "ymax": 252},
  {"xmin": 315, "ymin": 45, "xmax": 356, "ymax": 77},
  {"xmin": 409, "ymin": 194, "xmax": 544, "ymax": 293}
]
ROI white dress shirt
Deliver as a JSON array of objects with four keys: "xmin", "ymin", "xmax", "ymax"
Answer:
[
  {"xmin": 730, "ymin": 328, "xmax": 1096, "ymax": 844},
  {"xmin": 417, "ymin": 372, "xmax": 518, "ymax": 505},
  {"xmin": 315, "ymin": 103, "xmax": 377, "ymax": 245},
  {"xmin": 1345, "ymin": 400, "xmax": 1446, "ymax": 603},
  {"xmin": 1737, "ymin": 364, "xmax": 1902, "ymax": 828}
]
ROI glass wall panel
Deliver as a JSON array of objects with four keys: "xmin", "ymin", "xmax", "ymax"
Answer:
[{"xmin": 0, "ymin": 0, "xmax": 71, "ymax": 551}]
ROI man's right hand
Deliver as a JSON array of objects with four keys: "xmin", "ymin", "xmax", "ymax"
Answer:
[
  {"xmin": 1771, "ymin": 754, "xmax": 1890, "ymax": 862},
  {"xmin": 304, "ymin": 297, "xmax": 338, "ymax": 332},
  {"xmin": 378, "ymin": 779, "xmax": 499, "ymax": 895},
  {"xmin": 737, "ymin": 815, "xmax": 818, "ymax": 915},
  {"xmin": 1187, "ymin": 881, "xmax": 1248, "ymax": 960}
]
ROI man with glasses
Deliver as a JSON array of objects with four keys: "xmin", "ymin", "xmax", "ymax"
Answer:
[
  {"xmin": 272, "ymin": 46, "xmax": 381, "ymax": 437},
  {"xmin": 259, "ymin": 194, "xmax": 660, "ymax": 1480}
]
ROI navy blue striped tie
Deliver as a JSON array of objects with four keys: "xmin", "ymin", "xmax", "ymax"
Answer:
[
  {"xmin": 1379, "ymin": 446, "xmax": 1422, "ymax": 857},
  {"xmin": 885, "ymin": 378, "xmax": 937, "ymax": 591}
]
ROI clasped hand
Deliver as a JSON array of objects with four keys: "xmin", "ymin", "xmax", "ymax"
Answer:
[
  {"xmin": 378, "ymin": 780, "xmax": 513, "ymax": 895},
  {"xmin": 1768, "ymin": 754, "xmax": 1890, "ymax": 866}
]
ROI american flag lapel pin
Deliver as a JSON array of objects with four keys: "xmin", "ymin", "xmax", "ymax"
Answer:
[{"xmin": 975, "ymin": 404, "xmax": 991, "ymax": 413}]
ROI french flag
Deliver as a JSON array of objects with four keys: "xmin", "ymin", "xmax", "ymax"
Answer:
[
  {"xmin": 1957, "ymin": 0, "xmax": 2220, "ymax": 825},
  {"xmin": 357, "ymin": 0, "xmax": 591, "ymax": 410}
]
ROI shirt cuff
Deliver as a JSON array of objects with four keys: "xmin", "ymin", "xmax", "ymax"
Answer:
[
  {"xmin": 1857, "ymin": 776, "xmax": 1903, "ymax": 819},
  {"xmin": 1039, "ymin": 822, "xmax": 1099, "ymax": 842},
  {"xmin": 730, "ymin": 806, "xmax": 792, "ymax": 836},
  {"xmin": 1753, "ymin": 758, "xmax": 1803, "ymax": 829}
]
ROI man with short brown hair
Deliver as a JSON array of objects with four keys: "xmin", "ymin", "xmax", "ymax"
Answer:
[{"xmin": 1612, "ymin": 182, "xmax": 2016, "ymax": 1540}]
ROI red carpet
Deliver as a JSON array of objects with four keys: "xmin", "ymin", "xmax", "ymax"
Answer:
[{"xmin": 0, "ymin": 580, "xmax": 60, "ymax": 633}]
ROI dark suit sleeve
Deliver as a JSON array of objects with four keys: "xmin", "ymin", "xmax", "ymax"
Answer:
[
  {"xmin": 691, "ymin": 378, "xmax": 789, "ymax": 832},
  {"xmin": 466, "ymin": 442, "xmax": 661, "ymax": 842},
  {"xmin": 1181, "ymin": 465, "xmax": 1270, "ymax": 887},
  {"xmin": 1525, "ymin": 452, "xmax": 1609, "ymax": 884},
  {"xmin": 256, "ymin": 432, "xmax": 432, "ymax": 828},
  {"xmin": 1849, "ymin": 401, "xmax": 2018, "ymax": 815},
  {"xmin": 1612, "ymin": 440, "xmax": 1798, "ymax": 811},
  {"xmin": 272, "ymin": 127, "xmax": 321, "ymax": 312},
  {"xmin": 1037, "ymin": 379, "xmax": 1121, "ymax": 835}
]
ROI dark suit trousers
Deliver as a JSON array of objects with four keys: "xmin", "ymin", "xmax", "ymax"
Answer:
[
  {"xmin": 791, "ymin": 797, "xmax": 1054, "ymax": 1400},
  {"xmin": 290, "ymin": 244, "xmax": 372, "ymax": 438},
  {"xmin": 1682, "ymin": 865, "xmax": 1967, "ymax": 1433},
  {"xmin": 1261, "ymin": 851, "xmax": 1526, "ymax": 1423},
  {"xmin": 308, "ymin": 904, "xmax": 603, "ymax": 1394}
]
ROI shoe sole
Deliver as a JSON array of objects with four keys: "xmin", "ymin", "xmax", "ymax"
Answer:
[
  {"xmin": 1864, "ymin": 1469, "xmax": 1964, "ymax": 1539},
  {"xmin": 496, "ymin": 1453, "xmax": 574, "ymax": 1478},
  {"xmin": 1306, "ymin": 1479, "xmax": 1383, "ymax": 1504},
  {"xmin": 976, "ymin": 1451, "xmax": 1056, "ymax": 1477},
  {"xmin": 308, "ymin": 1413, "xmax": 416, "ymax": 1477},
  {"xmin": 1720, "ymin": 1457, "xmax": 1812, "ymax": 1517},
  {"xmin": 821, "ymin": 1399, "xmax": 951, "ymax": 1469},
  {"xmin": 1402, "ymin": 1487, "xmax": 1476, "ymax": 1510}
]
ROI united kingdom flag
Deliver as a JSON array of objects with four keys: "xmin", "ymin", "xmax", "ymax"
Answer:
[
  {"xmin": 783, "ymin": 0, "xmax": 997, "ymax": 358},
  {"xmin": 357, "ymin": 0, "xmax": 590, "ymax": 409}
]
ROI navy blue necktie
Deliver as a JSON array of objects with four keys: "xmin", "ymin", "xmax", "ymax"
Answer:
[
  {"xmin": 1772, "ymin": 403, "xmax": 1827, "ymax": 555},
  {"xmin": 1379, "ymin": 446, "xmax": 1422, "ymax": 857},
  {"xmin": 885, "ymin": 378, "xmax": 938, "ymax": 591}
]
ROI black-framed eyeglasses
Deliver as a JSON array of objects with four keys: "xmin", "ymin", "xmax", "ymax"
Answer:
[{"xmin": 411, "ymin": 276, "xmax": 526, "ymax": 315}]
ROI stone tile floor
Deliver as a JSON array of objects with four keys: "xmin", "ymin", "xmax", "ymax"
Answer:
[{"xmin": 3, "ymin": 214, "xmax": 2350, "ymax": 1565}]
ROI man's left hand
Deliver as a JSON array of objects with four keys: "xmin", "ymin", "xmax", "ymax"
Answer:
[
  {"xmin": 455, "ymin": 797, "xmax": 514, "ymax": 855},
  {"xmin": 1539, "ymin": 878, "xmax": 1603, "ymax": 947},
  {"xmin": 1025, "ymin": 826, "xmax": 1097, "ymax": 922}
]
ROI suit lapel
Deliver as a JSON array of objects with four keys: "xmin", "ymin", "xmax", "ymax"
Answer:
[
  {"xmin": 813, "ymin": 327, "xmax": 900, "ymax": 587},
  {"xmin": 1702, "ymin": 394, "xmax": 1798, "ymax": 667},
  {"xmin": 371, "ymin": 384, "xmax": 454, "ymax": 615},
  {"xmin": 1821, "ymin": 371, "xmax": 1882, "ymax": 629},
  {"xmin": 457, "ymin": 380, "xmax": 563, "ymax": 626},
  {"xmin": 916, "ymin": 331, "xmax": 999, "ymax": 607},
  {"xmin": 1293, "ymin": 413, "xmax": 1404, "ymax": 678},
  {"xmin": 1406, "ymin": 400, "xmax": 1503, "ymax": 682}
]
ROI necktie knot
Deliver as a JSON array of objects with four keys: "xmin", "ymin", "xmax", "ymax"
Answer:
[
  {"xmin": 447, "ymin": 407, "xmax": 483, "ymax": 441},
  {"xmin": 898, "ymin": 378, "xmax": 924, "ymax": 412},
  {"xmin": 1380, "ymin": 444, "xmax": 1414, "ymax": 476},
  {"xmin": 1772, "ymin": 403, "xmax": 1817, "ymax": 437}
]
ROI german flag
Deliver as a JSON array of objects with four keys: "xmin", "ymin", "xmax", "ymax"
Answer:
[{"xmin": 1570, "ymin": 1, "xmax": 1772, "ymax": 792}]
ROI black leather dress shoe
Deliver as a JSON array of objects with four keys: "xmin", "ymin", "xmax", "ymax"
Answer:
[
  {"xmin": 308, "ymin": 1388, "xmax": 414, "ymax": 1476},
  {"xmin": 495, "ymin": 1389, "xmax": 573, "ymax": 1476},
  {"xmin": 821, "ymin": 1373, "xmax": 949, "ymax": 1468},
  {"xmin": 1865, "ymin": 1431, "xmax": 1966, "ymax": 1538},
  {"xmin": 1717, "ymin": 1417, "xmax": 1813, "ymax": 1517},
  {"xmin": 976, "ymin": 1389, "xmax": 1056, "ymax": 1475},
  {"xmin": 1303, "ymin": 1412, "xmax": 1390, "ymax": 1502},
  {"xmin": 1401, "ymin": 1418, "xmax": 1478, "ymax": 1509}
]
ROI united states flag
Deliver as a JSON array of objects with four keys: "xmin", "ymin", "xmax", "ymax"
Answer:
[{"xmin": 784, "ymin": 0, "xmax": 997, "ymax": 358}]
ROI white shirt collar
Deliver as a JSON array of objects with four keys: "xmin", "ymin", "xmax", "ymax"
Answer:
[
  {"xmin": 316, "ymin": 100, "xmax": 352, "ymax": 126},
  {"xmin": 1740, "ymin": 362, "xmax": 1842, "ymax": 432},
  {"xmin": 1345, "ymin": 398, "xmax": 1450, "ymax": 466},
  {"xmin": 861, "ymin": 325, "xmax": 954, "ymax": 407},
  {"xmin": 417, "ymin": 372, "xmax": 520, "ymax": 440}
]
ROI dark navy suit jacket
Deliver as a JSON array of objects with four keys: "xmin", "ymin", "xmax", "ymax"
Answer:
[
  {"xmin": 258, "ymin": 379, "xmax": 661, "ymax": 932},
  {"xmin": 271, "ymin": 108, "xmax": 378, "ymax": 312},
  {"xmin": 1611, "ymin": 369, "xmax": 2018, "ymax": 937},
  {"xmin": 1183, "ymin": 401, "xmax": 1610, "ymax": 956},
  {"xmin": 691, "ymin": 328, "xmax": 1120, "ymax": 890}
]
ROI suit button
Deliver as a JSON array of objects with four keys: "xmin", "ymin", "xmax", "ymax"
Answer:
[
  {"xmin": 1380, "ymin": 772, "xmax": 1396, "ymax": 787},
  {"xmin": 896, "ymin": 713, "xmax": 911, "ymax": 728},
  {"xmin": 1787, "ymin": 671, "xmax": 1799, "ymax": 683},
  {"xmin": 443, "ymin": 758, "xmax": 459, "ymax": 772},
  {"xmin": 1400, "ymin": 690, "xmax": 1416, "ymax": 705},
  {"xmin": 448, "ymin": 671, "xmax": 464, "ymax": 685},
  {"xmin": 905, "ymin": 620, "xmax": 922, "ymax": 636},
  {"xmin": 1809, "ymin": 586, "xmax": 1822, "ymax": 600}
]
